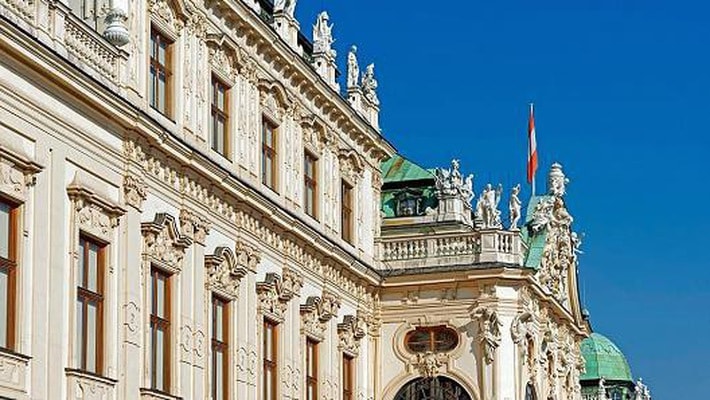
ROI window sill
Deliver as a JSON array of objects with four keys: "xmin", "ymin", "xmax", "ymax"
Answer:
[
  {"xmin": 0, "ymin": 349, "xmax": 30, "ymax": 392},
  {"xmin": 66, "ymin": 369, "xmax": 117, "ymax": 398},
  {"xmin": 140, "ymin": 388, "xmax": 182, "ymax": 400}
]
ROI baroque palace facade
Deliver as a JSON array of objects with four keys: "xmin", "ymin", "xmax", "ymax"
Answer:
[{"xmin": 0, "ymin": 0, "xmax": 651, "ymax": 400}]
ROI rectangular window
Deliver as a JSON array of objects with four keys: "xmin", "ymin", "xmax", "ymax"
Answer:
[
  {"xmin": 149, "ymin": 28, "xmax": 173, "ymax": 117},
  {"xmin": 306, "ymin": 339, "xmax": 318, "ymax": 400},
  {"xmin": 341, "ymin": 180, "xmax": 353, "ymax": 244},
  {"xmin": 304, "ymin": 152, "xmax": 318, "ymax": 218},
  {"xmin": 261, "ymin": 119, "xmax": 278, "ymax": 191},
  {"xmin": 343, "ymin": 354, "xmax": 354, "ymax": 400},
  {"xmin": 212, "ymin": 296, "xmax": 229, "ymax": 400},
  {"xmin": 211, "ymin": 77, "xmax": 230, "ymax": 158},
  {"xmin": 0, "ymin": 200, "xmax": 18, "ymax": 350},
  {"xmin": 150, "ymin": 268, "xmax": 171, "ymax": 392},
  {"xmin": 263, "ymin": 319, "xmax": 277, "ymax": 400},
  {"xmin": 76, "ymin": 236, "xmax": 105, "ymax": 374}
]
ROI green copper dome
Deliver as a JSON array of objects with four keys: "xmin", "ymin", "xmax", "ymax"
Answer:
[{"xmin": 580, "ymin": 333, "xmax": 633, "ymax": 382}]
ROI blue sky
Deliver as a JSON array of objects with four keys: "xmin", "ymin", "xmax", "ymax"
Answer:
[{"xmin": 297, "ymin": 1, "xmax": 710, "ymax": 397}]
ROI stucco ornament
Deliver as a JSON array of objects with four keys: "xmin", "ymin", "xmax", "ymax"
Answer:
[
  {"xmin": 103, "ymin": 7, "xmax": 129, "ymax": 47},
  {"xmin": 337, "ymin": 315, "xmax": 366, "ymax": 355},
  {"xmin": 123, "ymin": 173, "xmax": 147, "ymax": 210},
  {"xmin": 472, "ymin": 307, "xmax": 502, "ymax": 364},
  {"xmin": 415, "ymin": 351, "xmax": 444, "ymax": 378},
  {"xmin": 300, "ymin": 291, "xmax": 341, "ymax": 341},
  {"xmin": 67, "ymin": 179, "xmax": 126, "ymax": 242},
  {"xmin": 141, "ymin": 213, "xmax": 192, "ymax": 272},
  {"xmin": 361, "ymin": 63, "xmax": 379, "ymax": 105},
  {"xmin": 256, "ymin": 268, "xmax": 303, "ymax": 322},
  {"xmin": 476, "ymin": 183, "xmax": 503, "ymax": 229},
  {"xmin": 347, "ymin": 45, "xmax": 360, "ymax": 89},
  {"xmin": 530, "ymin": 163, "xmax": 577, "ymax": 305},
  {"xmin": 180, "ymin": 208, "xmax": 211, "ymax": 244},
  {"xmin": 313, "ymin": 11, "xmax": 335, "ymax": 57},
  {"xmin": 508, "ymin": 183, "xmax": 522, "ymax": 230},
  {"xmin": 205, "ymin": 247, "xmax": 247, "ymax": 300},
  {"xmin": 434, "ymin": 159, "xmax": 474, "ymax": 203}
]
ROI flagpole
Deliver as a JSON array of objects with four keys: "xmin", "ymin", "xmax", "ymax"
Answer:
[{"xmin": 529, "ymin": 103, "xmax": 536, "ymax": 196}]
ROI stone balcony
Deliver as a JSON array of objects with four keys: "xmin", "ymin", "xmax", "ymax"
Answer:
[{"xmin": 377, "ymin": 227, "xmax": 525, "ymax": 272}]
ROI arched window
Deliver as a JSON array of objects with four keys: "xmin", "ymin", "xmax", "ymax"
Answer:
[
  {"xmin": 405, "ymin": 326, "xmax": 458, "ymax": 353},
  {"xmin": 394, "ymin": 376, "xmax": 471, "ymax": 400}
]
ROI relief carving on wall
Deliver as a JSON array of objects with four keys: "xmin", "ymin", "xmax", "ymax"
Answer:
[
  {"xmin": 123, "ymin": 301, "xmax": 141, "ymax": 346},
  {"xmin": 123, "ymin": 173, "xmax": 147, "ymax": 210},
  {"xmin": 0, "ymin": 152, "xmax": 40, "ymax": 203},
  {"xmin": 300, "ymin": 290, "xmax": 341, "ymax": 341},
  {"xmin": 471, "ymin": 306, "xmax": 502, "ymax": 365},
  {"xmin": 256, "ymin": 267, "xmax": 303, "ymax": 323},
  {"xmin": 67, "ymin": 178, "xmax": 126, "ymax": 243},
  {"xmin": 179, "ymin": 208, "xmax": 211, "ymax": 244},
  {"xmin": 141, "ymin": 213, "xmax": 192, "ymax": 274},
  {"xmin": 149, "ymin": 0, "xmax": 184, "ymax": 35},
  {"xmin": 205, "ymin": 246, "xmax": 248, "ymax": 300},
  {"xmin": 338, "ymin": 149, "xmax": 364, "ymax": 184},
  {"xmin": 258, "ymin": 79, "xmax": 293, "ymax": 122},
  {"xmin": 337, "ymin": 314, "xmax": 366, "ymax": 356},
  {"xmin": 412, "ymin": 351, "xmax": 449, "ymax": 378}
]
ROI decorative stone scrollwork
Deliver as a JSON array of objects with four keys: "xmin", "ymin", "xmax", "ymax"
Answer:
[
  {"xmin": 235, "ymin": 239, "xmax": 261, "ymax": 273},
  {"xmin": 300, "ymin": 290, "xmax": 341, "ymax": 341},
  {"xmin": 205, "ymin": 34, "xmax": 241, "ymax": 83},
  {"xmin": 472, "ymin": 306, "xmax": 502, "ymax": 364},
  {"xmin": 413, "ymin": 351, "xmax": 448, "ymax": 378},
  {"xmin": 179, "ymin": 208, "xmax": 211, "ymax": 244},
  {"xmin": 258, "ymin": 79, "xmax": 293, "ymax": 122},
  {"xmin": 67, "ymin": 177, "xmax": 126, "ymax": 243},
  {"xmin": 256, "ymin": 268, "xmax": 303, "ymax": 322},
  {"xmin": 0, "ymin": 150, "xmax": 42, "ymax": 203},
  {"xmin": 338, "ymin": 149, "xmax": 365, "ymax": 183},
  {"xmin": 141, "ymin": 213, "xmax": 192, "ymax": 273},
  {"xmin": 337, "ymin": 314, "xmax": 366, "ymax": 356},
  {"xmin": 123, "ymin": 173, "xmax": 147, "ymax": 210},
  {"xmin": 205, "ymin": 247, "xmax": 247, "ymax": 300},
  {"xmin": 149, "ymin": 0, "xmax": 184, "ymax": 35}
]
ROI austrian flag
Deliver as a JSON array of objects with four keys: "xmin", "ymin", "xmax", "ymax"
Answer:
[{"xmin": 527, "ymin": 104, "xmax": 538, "ymax": 185}]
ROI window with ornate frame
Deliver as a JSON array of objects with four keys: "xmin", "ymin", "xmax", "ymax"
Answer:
[
  {"xmin": 212, "ymin": 295, "xmax": 229, "ymax": 400},
  {"xmin": 306, "ymin": 339, "xmax": 318, "ymax": 400},
  {"xmin": 262, "ymin": 118, "xmax": 278, "ymax": 191},
  {"xmin": 404, "ymin": 326, "xmax": 459, "ymax": 353},
  {"xmin": 263, "ymin": 319, "xmax": 278, "ymax": 400},
  {"xmin": 75, "ymin": 236, "xmax": 105, "ymax": 374},
  {"xmin": 0, "ymin": 199, "xmax": 18, "ymax": 351},
  {"xmin": 341, "ymin": 180, "xmax": 353, "ymax": 244},
  {"xmin": 304, "ymin": 151, "xmax": 318, "ymax": 219},
  {"xmin": 150, "ymin": 267, "xmax": 171, "ymax": 392},
  {"xmin": 149, "ymin": 27, "xmax": 173, "ymax": 118},
  {"xmin": 211, "ymin": 76, "xmax": 230, "ymax": 158},
  {"xmin": 342, "ymin": 354, "xmax": 354, "ymax": 400}
]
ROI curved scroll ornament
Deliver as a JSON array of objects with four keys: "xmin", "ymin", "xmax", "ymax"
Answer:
[
  {"xmin": 300, "ymin": 290, "xmax": 341, "ymax": 341},
  {"xmin": 256, "ymin": 267, "xmax": 303, "ymax": 322},
  {"xmin": 338, "ymin": 149, "xmax": 365, "ymax": 183},
  {"xmin": 180, "ymin": 209, "xmax": 211, "ymax": 244},
  {"xmin": 337, "ymin": 314, "xmax": 367, "ymax": 356},
  {"xmin": 205, "ymin": 247, "xmax": 249, "ymax": 300},
  {"xmin": 141, "ymin": 213, "xmax": 192, "ymax": 273},
  {"xmin": 67, "ymin": 177, "xmax": 126, "ymax": 243},
  {"xmin": 472, "ymin": 307, "xmax": 502, "ymax": 365}
]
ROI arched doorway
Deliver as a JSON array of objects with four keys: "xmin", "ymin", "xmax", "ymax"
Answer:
[{"xmin": 393, "ymin": 377, "xmax": 472, "ymax": 400}]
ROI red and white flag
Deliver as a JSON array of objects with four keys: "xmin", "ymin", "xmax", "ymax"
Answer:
[{"xmin": 527, "ymin": 104, "xmax": 538, "ymax": 186}]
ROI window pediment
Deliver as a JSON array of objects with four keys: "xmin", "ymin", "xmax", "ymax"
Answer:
[{"xmin": 141, "ymin": 213, "xmax": 192, "ymax": 273}]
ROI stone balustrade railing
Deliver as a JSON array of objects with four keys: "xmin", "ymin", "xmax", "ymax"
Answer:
[
  {"xmin": 379, "ymin": 229, "xmax": 524, "ymax": 269},
  {"xmin": 0, "ymin": 0, "xmax": 127, "ymax": 91}
]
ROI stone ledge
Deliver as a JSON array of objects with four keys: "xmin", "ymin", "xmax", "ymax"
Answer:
[
  {"xmin": 0, "ymin": 348, "xmax": 30, "ymax": 394},
  {"xmin": 65, "ymin": 368, "xmax": 118, "ymax": 400}
]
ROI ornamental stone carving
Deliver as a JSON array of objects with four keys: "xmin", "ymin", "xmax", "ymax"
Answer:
[
  {"xmin": 235, "ymin": 239, "xmax": 261, "ymax": 272},
  {"xmin": 361, "ymin": 63, "xmax": 379, "ymax": 106},
  {"xmin": 300, "ymin": 290, "xmax": 341, "ymax": 341},
  {"xmin": 67, "ymin": 178, "xmax": 126, "ymax": 243},
  {"xmin": 0, "ymin": 151, "xmax": 41, "ymax": 203},
  {"xmin": 179, "ymin": 208, "xmax": 211, "ymax": 244},
  {"xmin": 475, "ymin": 183, "xmax": 503, "ymax": 229},
  {"xmin": 509, "ymin": 183, "xmax": 522, "ymax": 230},
  {"xmin": 434, "ymin": 159, "xmax": 474, "ymax": 203},
  {"xmin": 141, "ymin": 213, "xmax": 192, "ymax": 273},
  {"xmin": 337, "ymin": 315, "xmax": 366, "ymax": 355},
  {"xmin": 123, "ymin": 173, "xmax": 147, "ymax": 210},
  {"xmin": 205, "ymin": 247, "xmax": 247, "ymax": 300},
  {"xmin": 149, "ymin": 0, "xmax": 184, "ymax": 35},
  {"xmin": 338, "ymin": 149, "xmax": 364, "ymax": 183},
  {"xmin": 472, "ymin": 307, "xmax": 502, "ymax": 364},
  {"xmin": 313, "ymin": 11, "xmax": 335, "ymax": 57},
  {"xmin": 347, "ymin": 45, "xmax": 360, "ymax": 90},
  {"xmin": 413, "ymin": 351, "xmax": 447, "ymax": 378},
  {"xmin": 256, "ymin": 268, "xmax": 303, "ymax": 322}
]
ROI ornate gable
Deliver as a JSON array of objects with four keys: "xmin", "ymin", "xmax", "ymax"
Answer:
[
  {"xmin": 300, "ymin": 290, "xmax": 341, "ymax": 341},
  {"xmin": 141, "ymin": 213, "xmax": 192, "ymax": 273},
  {"xmin": 337, "ymin": 314, "xmax": 366, "ymax": 356},
  {"xmin": 205, "ymin": 247, "xmax": 246, "ymax": 300},
  {"xmin": 256, "ymin": 267, "xmax": 303, "ymax": 323}
]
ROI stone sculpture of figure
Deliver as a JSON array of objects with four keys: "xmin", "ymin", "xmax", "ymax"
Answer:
[
  {"xmin": 463, "ymin": 175, "xmax": 475, "ymax": 203},
  {"xmin": 313, "ymin": 11, "xmax": 335, "ymax": 56},
  {"xmin": 477, "ymin": 183, "xmax": 503, "ymax": 228},
  {"xmin": 361, "ymin": 63, "xmax": 379, "ymax": 105},
  {"xmin": 274, "ymin": 0, "xmax": 296, "ymax": 17},
  {"xmin": 509, "ymin": 184, "xmax": 522, "ymax": 230},
  {"xmin": 347, "ymin": 45, "xmax": 359, "ymax": 89},
  {"xmin": 548, "ymin": 162, "xmax": 569, "ymax": 197}
]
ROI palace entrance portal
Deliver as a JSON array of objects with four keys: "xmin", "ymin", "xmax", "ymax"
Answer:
[{"xmin": 393, "ymin": 377, "xmax": 472, "ymax": 400}]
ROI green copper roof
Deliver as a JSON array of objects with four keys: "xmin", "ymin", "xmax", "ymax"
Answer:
[
  {"xmin": 381, "ymin": 155, "xmax": 434, "ymax": 184},
  {"xmin": 580, "ymin": 333, "xmax": 633, "ymax": 382}
]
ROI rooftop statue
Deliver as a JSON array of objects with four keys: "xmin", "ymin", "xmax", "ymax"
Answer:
[
  {"xmin": 476, "ymin": 183, "xmax": 503, "ymax": 229},
  {"xmin": 347, "ymin": 46, "xmax": 360, "ymax": 90},
  {"xmin": 274, "ymin": 0, "xmax": 296, "ymax": 17},
  {"xmin": 434, "ymin": 159, "xmax": 473, "ymax": 201},
  {"xmin": 508, "ymin": 184, "xmax": 522, "ymax": 230},
  {"xmin": 313, "ymin": 11, "xmax": 335, "ymax": 57},
  {"xmin": 548, "ymin": 162, "xmax": 568, "ymax": 197},
  {"xmin": 361, "ymin": 63, "xmax": 380, "ymax": 105}
]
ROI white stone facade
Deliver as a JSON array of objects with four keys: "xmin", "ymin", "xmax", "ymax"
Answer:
[{"xmin": 0, "ymin": 1, "xmax": 589, "ymax": 400}]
